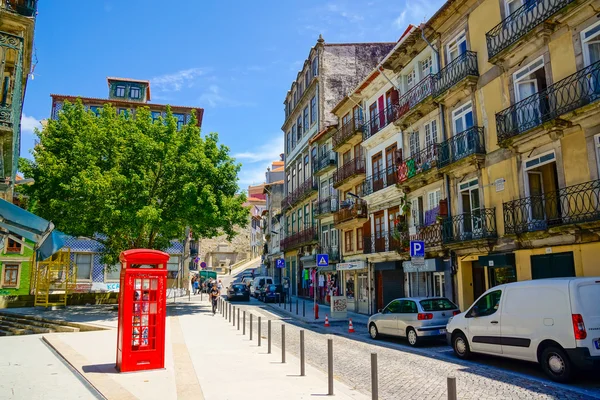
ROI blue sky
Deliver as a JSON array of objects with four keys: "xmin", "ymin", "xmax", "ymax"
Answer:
[{"xmin": 21, "ymin": 0, "xmax": 444, "ymax": 187}]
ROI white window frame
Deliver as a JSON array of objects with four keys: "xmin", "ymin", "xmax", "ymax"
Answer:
[
  {"xmin": 428, "ymin": 189, "xmax": 441, "ymax": 210},
  {"xmin": 458, "ymin": 179, "xmax": 480, "ymax": 214},
  {"xmin": 424, "ymin": 119, "xmax": 438, "ymax": 148},
  {"xmin": 409, "ymin": 131, "xmax": 420, "ymax": 157},
  {"xmin": 74, "ymin": 253, "xmax": 94, "ymax": 281},
  {"xmin": 513, "ymin": 56, "xmax": 544, "ymax": 101},
  {"xmin": 595, "ymin": 134, "xmax": 600, "ymax": 177},
  {"xmin": 421, "ymin": 56, "xmax": 433, "ymax": 76},
  {"xmin": 411, "ymin": 198, "xmax": 420, "ymax": 227},
  {"xmin": 4, "ymin": 236, "xmax": 24, "ymax": 255},
  {"xmin": 406, "ymin": 68, "xmax": 416, "ymax": 90},
  {"xmin": 452, "ymin": 102, "xmax": 473, "ymax": 134},
  {"xmin": 1, "ymin": 262, "xmax": 21, "ymax": 288},
  {"xmin": 523, "ymin": 150, "xmax": 556, "ymax": 198},
  {"xmin": 581, "ymin": 21, "xmax": 600, "ymax": 67},
  {"xmin": 505, "ymin": 0, "xmax": 524, "ymax": 16},
  {"xmin": 446, "ymin": 31, "xmax": 467, "ymax": 62}
]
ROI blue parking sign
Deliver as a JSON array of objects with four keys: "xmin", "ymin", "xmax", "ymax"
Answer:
[
  {"xmin": 410, "ymin": 241, "xmax": 425, "ymax": 257},
  {"xmin": 276, "ymin": 259, "xmax": 285, "ymax": 268}
]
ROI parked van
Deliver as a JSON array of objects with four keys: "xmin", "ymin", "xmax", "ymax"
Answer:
[
  {"xmin": 446, "ymin": 277, "xmax": 600, "ymax": 382},
  {"xmin": 250, "ymin": 276, "xmax": 273, "ymax": 298}
]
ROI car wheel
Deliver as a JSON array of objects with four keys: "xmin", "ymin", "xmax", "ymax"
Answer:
[
  {"xmin": 452, "ymin": 332, "xmax": 471, "ymax": 359},
  {"xmin": 369, "ymin": 323, "xmax": 379, "ymax": 340},
  {"xmin": 406, "ymin": 328, "xmax": 419, "ymax": 347},
  {"xmin": 541, "ymin": 346, "xmax": 572, "ymax": 383}
]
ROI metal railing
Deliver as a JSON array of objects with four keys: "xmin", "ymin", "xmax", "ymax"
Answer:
[
  {"xmin": 433, "ymin": 51, "xmax": 479, "ymax": 97},
  {"xmin": 396, "ymin": 75, "xmax": 434, "ymax": 122},
  {"xmin": 406, "ymin": 223, "xmax": 443, "ymax": 250},
  {"xmin": 333, "ymin": 117, "xmax": 364, "ymax": 149},
  {"xmin": 1, "ymin": 0, "xmax": 37, "ymax": 17},
  {"xmin": 363, "ymin": 231, "xmax": 400, "ymax": 254},
  {"xmin": 398, "ymin": 144, "xmax": 437, "ymax": 183},
  {"xmin": 442, "ymin": 208, "xmax": 497, "ymax": 244},
  {"xmin": 313, "ymin": 151, "xmax": 337, "ymax": 175},
  {"xmin": 280, "ymin": 225, "xmax": 318, "ymax": 251},
  {"xmin": 314, "ymin": 196, "xmax": 339, "ymax": 217},
  {"xmin": 503, "ymin": 179, "xmax": 600, "ymax": 234},
  {"xmin": 363, "ymin": 164, "xmax": 398, "ymax": 195},
  {"xmin": 362, "ymin": 104, "xmax": 400, "ymax": 141},
  {"xmin": 320, "ymin": 245, "xmax": 340, "ymax": 261},
  {"xmin": 486, "ymin": 0, "xmax": 575, "ymax": 59},
  {"xmin": 437, "ymin": 126, "xmax": 486, "ymax": 168},
  {"xmin": 496, "ymin": 60, "xmax": 600, "ymax": 142},
  {"xmin": 333, "ymin": 157, "xmax": 366, "ymax": 186},
  {"xmin": 333, "ymin": 199, "xmax": 368, "ymax": 225}
]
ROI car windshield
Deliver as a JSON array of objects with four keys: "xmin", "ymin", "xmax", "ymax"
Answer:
[
  {"xmin": 232, "ymin": 284, "xmax": 245, "ymax": 290},
  {"xmin": 419, "ymin": 298, "xmax": 458, "ymax": 311}
]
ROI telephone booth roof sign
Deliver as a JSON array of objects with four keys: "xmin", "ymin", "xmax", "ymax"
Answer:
[{"xmin": 120, "ymin": 249, "xmax": 170, "ymax": 267}]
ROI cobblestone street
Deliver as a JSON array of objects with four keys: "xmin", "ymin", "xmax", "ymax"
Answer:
[{"xmin": 228, "ymin": 298, "xmax": 600, "ymax": 400}]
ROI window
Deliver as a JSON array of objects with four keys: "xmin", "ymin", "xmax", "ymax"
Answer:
[
  {"xmin": 292, "ymin": 125, "xmax": 297, "ymax": 147},
  {"xmin": 293, "ymin": 90, "xmax": 297, "ymax": 108},
  {"xmin": 406, "ymin": 69, "xmax": 416, "ymax": 89},
  {"xmin": 357, "ymin": 228, "xmax": 363, "ymax": 251},
  {"xmin": 424, "ymin": 119, "xmax": 438, "ymax": 148},
  {"xmin": 312, "ymin": 56, "xmax": 318, "ymax": 77},
  {"xmin": 174, "ymin": 113, "xmax": 185, "ymax": 130},
  {"xmin": 106, "ymin": 264, "xmax": 121, "ymax": 281},
  {"xmin": 291, "ymin": 213, "xmax": 296, "ymax": 233},
  {"xmin": 130, "ymin": 87, "xmax": 141, "ymax": 99},
  {"xmin": 151, "ymin": 111, "xmax": 162, "ymax": 122},
  {"xmin": 581, "ymin": 21, "xmax": 600, "ymax": 66},
  {"xmin": 428, "ymin": 189, "xmax": 441, "ymax": 210},
  {"xmin": 297, "ymin": 116, "xmax": 303, "ymax": 138},
  {"xmin": 353, "ymin": 105, "xmax": 363, "ymax": 124},
  {"xmin": 421, "ymin": 56, "xmax": 433, "ymax": 76},
  {"xmin": 447, "ymin": 31, "xmax": 467, "ymax": 62},
  {"xmin": 452, "ymin": 102, "xmax": 473, "ymax": 134},
  {"xmin": 385, "ymin": 143, "xmax": 397, "ymax": 169},
  {"xmin": 89, "ymin": 106, "xmax": 101, "ymax": 116},
  {"xmin": 167, "ymin": 256, "xmax": 179, "ymax": 271},
  {"xmin": 305, "ymin": 70, "xmax": 310, "ymax": 89},
  {"xmin": 75, "ymin": 253, "xmax": 93, "ymax": 280},
  {"xmin": 459, "ymin": 179, "xmax": 480, "ymax": 234},
  {"xmin": 345, "ymin": 231, "xmax": 353, "ymax": 252},
  {"xmin": 304, "ymin": 204, "xmax": 310, "ymax": 227},
  {"xmin": 513, "ymin": 56, "xmax": 546, "ymax": 111},
  {"xmin": 411, "ymin": 197, "xmax": 424, "ymax": 226},
  {"xmin": 384, "ymin": 300, "xmax": 402, "ymax": 313},
  {"xmin": 2, "ymin": 264, "xmax": 18, "ymax": 287},
  {"xmin": 399, "ymin": 300, "xmax": 418, "ymax": 313},
  {"xmin": 118, "ymin": 108, "xmax": 129, "ymax": 117},
  {"xmin": 304, "ymin": 155, "xmax": 309, "ymax": 180},
  {"xmin": 303, "ymin": 106, "xmax": 309, "ymax": 132},
  {"xmin": 297, "ymin": 209, "xmax": 302, "ymax": 231},
  {"xmin": 505, "ymin": 0, "xmax": 533, "ymax": 16},
  {"xmin": 286, "ymin": 132, "xmax": 291, "ymax": 153},
  {"xmin": 298, "ymin": 81, "xmax": 303, "ymax": 98},
  {"xmin": 524, "ymin": 151, "xmax": 555, "ymax": 170},
  {"xmin": 310, "ymin": 96, "xmax": 317, "ymax": 124},
  {"xmin": 595, "ymin": 134, "xmax": 600, "ymax": 177},
  {"xmin": 409, "ymin": 131, "xmax": 420, "ymax": 156},
  {"xmin": 6, "ymin": 238, "xmax": 21, "ymax": 254},
  {"xmin": 468, "ymin": 290, "xmax": 502, "ymax": 317},
  {"xmin": 115, "ymin": 86, "xmax": 125, "ymax": 97},
  {"xmin": 292, "ymin": 168, "xmax": 297, "ymax": 192},
  {"xmin": 420, "ymin": 298, "xmax": 457, "ymax": 311}
]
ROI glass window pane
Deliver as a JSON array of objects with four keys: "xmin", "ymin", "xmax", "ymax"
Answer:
[
  {"xmin": 106, "ymin": 264, "xmax": 121, "ymax": 281},
  {"xmin": 76, "ymin": 254, "xmax": 92, "ymax": 279}
]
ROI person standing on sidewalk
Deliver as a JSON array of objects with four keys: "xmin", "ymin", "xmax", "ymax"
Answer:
[
  {"xmin": 283, "ymin": 278, "xmax": 290, "ymax": 302},
  {"xmin": 210, "ymin": 284, "xmax": 220, "ymax": 314}
]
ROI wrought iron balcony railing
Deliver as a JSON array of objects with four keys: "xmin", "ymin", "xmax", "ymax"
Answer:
[
  {"xmin": 314, "ymin": 196, "xmax": 339, "ymax": 217},
  {"xmin": 437, "ymin": 126, "xmax": 485, "ymax": 168},
  {"xmin": 280, "ymin": 225, "xmax": 318, "ymax": 251},
  {"xmin": 313, "ymin": 151, "xmax": 337, "ymax": 175},
  {"xmin": 334, "ymin": 199, "xmax": 368, "ymax": 225},
  {"xmin": 403, "ymin": 223, "xmax": 443, "ymax": 251},
  {"xmin": 320, "ymin": 245, "xmax": 340, "ymax": 262},
  {"xmin": 486, "ymin": 0, "xmax": 575, "ymax": 59},
  {"xmin": 283, "ymin": 177, "xmax": 318, "ymax": 208},
  {"xmin": 333, "ymin": 157, "xmax": 366, "ymax": 187},
  {"xmin": 503, "ymin": 179, "xmax": 600, "ymax": 235},
  {"xmin": 396, "ymin": 75, "xmax": 434, "ymax": 122},
  {"xmin": 496, "ymin": 60, "xmax": 600, "ymax": 142},
  {"xmin": 363, "ymin": 164, "xmax": 398, "ymax": 195},
  {"xmin": 333, "ymin": 117, "xmax": 364, "ymax": 149},
  {"xmin": 398, "ymin": 144, "xmax": 437, "ymax": 183},
  {"xmin": 362, "ymin": 104, "xmax": 400, "ymax": 142},
  {"xmin": 432, "ymin": 51, "xmax": 479, "ymax": 98},
  {"xmin": 442, "ymin": 208, "xmax": 497, "ymax": 244},
  {"xmin": 363, "ymin": 231, "xmax": 401, "ymax": 254},
  {"xmin": 1, "ymin": 0, "xmax": 37, "ymax": 17}
]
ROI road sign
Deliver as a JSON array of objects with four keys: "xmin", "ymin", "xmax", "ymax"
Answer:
[
  {"xmin": 200, "ymin": 262, "xmax": 207, "ymax": 269},
  {"xmin": 410, "ymin": 241, "xmax": 425, "ymax": 258},
  {"xmin": 411, "ymin": 257, "xmax": 425, "ymax": 266},
  {"xmin": 276, "ymin": 259, "xmax": 285, "ymax": 268},
  {"xmin": 194, "ymin": 256, "xmax": 200, "ymax": 264},
  {"xmin": 317, "ymin": 254, "xmax": 329, "ymax": 267}
]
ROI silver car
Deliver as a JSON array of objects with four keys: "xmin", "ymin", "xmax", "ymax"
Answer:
[{"xmin": 368, "ymin": 297, "xmax": 460, "ymax": 346}]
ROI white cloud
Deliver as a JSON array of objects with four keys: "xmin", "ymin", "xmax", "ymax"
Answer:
[
  {"xmin": 21, "ymin": 114, "xmax": 42, "ymax": 134},
  {"xmin": 237, "ymin": 166, "xmax": 269, "ymax": 186},
  {"xmin": 393, "ymin": 10, "xmax": 408, "ymax": 29},
  {"xmin": 151, "ymin": 68, "xmax": 208, "ymax": 93},
  {"xmin": 198, "ymin": 84, "xmax": 256, "ymax": 108},
  {"xmin": 234, "ymin": 135, "xmax": 284, "ymax": 164}
]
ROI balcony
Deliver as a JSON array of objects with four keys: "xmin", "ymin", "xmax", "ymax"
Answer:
[
  {"xmin": 1, "ymin": 0, "xmax": 37, "ymax": 17},
  {"xmin": 503, "ymin": 179, "xmax": 600, "ymax": 235},
  {"xmin": 496, "ymin": 60, "xmax": 600, "ymax": 144},
  {"xmin": 363, "ymin": 164, "xmax": 398, "ymax": 196},
  {"xmin": 333, "ymin": 118, "xmax": 364, "ymax": 150},
  {"xmin": 320, "ymin": 245, "xmax": 340, "ymax": 262},
  {"xmin": 442, "ymin": 208, "xmax": 497, "ymax": 244},
  {"xmin": 334, "ymin": 199, "xmax": 368, "ymax": 227},
  {"xmin": 281, "ymin": 194, "xmax": 293, "ymax": 213},
  {"xmin": 313, "ymin": 196, "xmax": 339, "ymax": 218},
  {"xmin": 280, "ymin": 225, "xmax": 318, "ymax": 251},
  {"xmin": 362, "ymin": 104, "xmax": 400, "ymax": 142},
  {"xmin": 486, "ymin": 0, "xmax": 575, "ymax": 60},
  {"xmin": 395, "ymin": 74, "xmax": 434, "ymax": 127},
  {"xmin": 432, "ymin": 51, "xmax": 479, "ymax": 99},
  {"xmin": 282, "ymin": 177, "xmax": 318, "ymax": 210},
  {"xmin": 313, "ymin": 151, "xmax": 337, "ymax": 176},
  {"xmin": 333, "ymin": 157, "xmax": 366, "ymax": 188},
  {"xmin": 409, "ymin": 223, "xmax": 443, "ymax": 250},
  {"xmin": 398, "ymin": 145, "xmax": 438, "ymax": 184},
  {"xmin": 363, "ymin": 231, "xmax": 401, "ymax": 254},
  {"xmin": 437, "ymin": 127, "xmax": 486, "ymax": 169}
]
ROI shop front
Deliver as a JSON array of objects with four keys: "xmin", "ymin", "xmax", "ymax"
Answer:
[
  {"xmin": 337, "ymin": 260, "xmax": 371, "ymax": 314},
  {"xmin": 374, "ymin": 261, "xmax": 404, "ymax": 311},
  {"xmin": 402, "ymin": 258, "xmax": 452, "ymax": 299},
  {"xmin": 299, "ymin": 254, "xmax": 316, "ymax": 299},
  {"xmin": 315, "ymin": 265, "xmax": 339, "ymax": 305}
]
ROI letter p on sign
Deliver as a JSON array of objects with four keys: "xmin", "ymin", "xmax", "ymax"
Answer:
[{"xmin": 410, "ymin": 241, "xmax": 425, "ymax": 257}]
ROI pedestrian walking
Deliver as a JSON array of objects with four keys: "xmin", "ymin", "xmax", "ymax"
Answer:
[
  {"xmin": 283, "ymin": 278, "xmax": 290, "ymax": 301},
  {"xmin": 210, "ymin": 284, "xmax": 220, "ymax": 314},
  {"xmin": 192, "ymin": 277, "xmax": 199, "ymax": 295},
  {"xmin": 217, "ymin": 279, "xmax": 223, "ymax": 293}
]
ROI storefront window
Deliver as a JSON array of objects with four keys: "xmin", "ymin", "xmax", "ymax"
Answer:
[
  {"xmin": 489, "ymin": 266, "xmax": 517, "ymax": 287},
  {"xmin": 433, "ymin": 272, "xmax": 445, "ymax": 297},
  {"xmin": 345, "ymin": 274, "xmax": 354, "ymax": 298}
]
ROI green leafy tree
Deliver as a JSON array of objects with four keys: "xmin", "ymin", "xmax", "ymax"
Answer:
[{"xmin": 20, "ymin": 100, "xmax": 248, "ymax": 264}]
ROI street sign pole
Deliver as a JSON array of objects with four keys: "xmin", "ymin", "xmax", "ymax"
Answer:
[{"xmin": 315, "ymin": 254, "xmax": 329, "ymax": 320}]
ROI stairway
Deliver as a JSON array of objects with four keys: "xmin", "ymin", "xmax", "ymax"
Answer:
[{"xmin": 0, "ymin": 312, "xmax": 96, "ymax": 336}]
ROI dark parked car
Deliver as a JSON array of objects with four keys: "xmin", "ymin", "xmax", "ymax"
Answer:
[
  {"xmin": 260, "ymin": 284, "xmax": 285, "ymax": 303},
  {"xmin": 227, "ymin": 283, "xmax": 250, "ymax": 301}
]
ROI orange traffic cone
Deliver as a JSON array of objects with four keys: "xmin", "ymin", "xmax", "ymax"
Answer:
[
  {"xmin": 348, "ymin": 319, "xmax": 355, "ymax": 333},
  {"xmin": 324, "ymin": 314, "xmax": 330, "ymax": 327}
]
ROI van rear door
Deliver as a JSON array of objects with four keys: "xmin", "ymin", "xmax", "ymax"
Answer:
[{"xmin": 573, "ymin": 278, "xmax": 600, "ymax": 355}]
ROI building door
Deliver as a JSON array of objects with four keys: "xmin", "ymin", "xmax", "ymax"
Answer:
[
  {"xmin": 459, "ymin": 179, "xmax": 481, "ymax": 238},
  {"xmin": 513, "ymin": 57, "xmax": 546, "ymax": 131},
  {"xmin": 524, "ymin": 151, "xmax": 559, "ymax": 230},
  {"xmin": 531, "ymin": 252, "xmax": 576, "ymax": 279},
  {"xmin": 472, "ymin": 261, "xmax": 486, "ymax": 300},
  {"xmin": 374, "ymin": 211, "xmax": 385, "ymax": 252},
  {"xmin": 376, "ymin": 271, "xmax": 384, "ymax": 310}
]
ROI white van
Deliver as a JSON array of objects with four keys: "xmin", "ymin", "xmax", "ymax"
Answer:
[
  {"xmin": 446, "ymin": 277, "xmax": 600, "ymax": 382},
  {"xmin": 250, "ymin": 276, "xmax": 273, "ymax": 298}
]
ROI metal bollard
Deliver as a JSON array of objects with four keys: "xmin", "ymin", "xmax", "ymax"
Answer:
[
  {"xmin": 232, "ymin": 306, "xmax": 235, "ymax": 325},
  {"xmin": 327, "ymin": 339, "xmax": 333, "ymax": 395},
  {"xmin": 447, "ymin": 376, "xmax": 457, "ymax": 400},
  {"xmin": 296, "ymin": 298, "xmax": 298, "ymax": 315},
  {"xmin": 258, "ymin": 317, "xmax": 262, "ymax": 346},
  {"xmin": 243, "ymin": 311, "xmax": 246, "ymax": 335},
  {"xmin": 229, "ymin": 304, "xmax": 232, "ymax": 323},
  {"xmin": 303, "ymin": 300, "xmax": 305, "ymax": 317},
  {"xmin": 268, "ymin": 320, "xmax": 271, "ymax": 354},
  {"xmin": 300, "ymin": 330, "xmax": 305, "ymax": 376},
  {"xmin": 250, "ymin": 314, "xmax": 253, "ymax": 340},
  {"xmin": 371, "ymin": 353, "xmax": 378, "ymax": 400},
  {"xmin": 237, "ymin": 309, "xmax": 240, "ymax": 330},
  {"xmin": 281, "ymin": 324, "xmax": 286, "ymax": 363}
]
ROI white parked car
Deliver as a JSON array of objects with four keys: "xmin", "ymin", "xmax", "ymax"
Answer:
[
  {"xmin": 446, "ymin": 277, "xmax": 600, "ymax": 382},
  {"xmin": 250, "ymin": 276, "xmax": 273, "ymax": 298}
]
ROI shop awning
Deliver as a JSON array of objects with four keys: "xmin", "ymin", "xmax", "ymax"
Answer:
[
  {"xmin": 478, "ymin": 253, "xmax": 515, "ymax": 268},
  {"xmin": 0, "ymin": 198, "xmax": 65, "ymax": 260}
]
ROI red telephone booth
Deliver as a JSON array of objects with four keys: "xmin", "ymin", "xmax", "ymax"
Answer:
[{"xmin": 116, "ymin": 249, "xmax": 169, "ymax": 373}]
